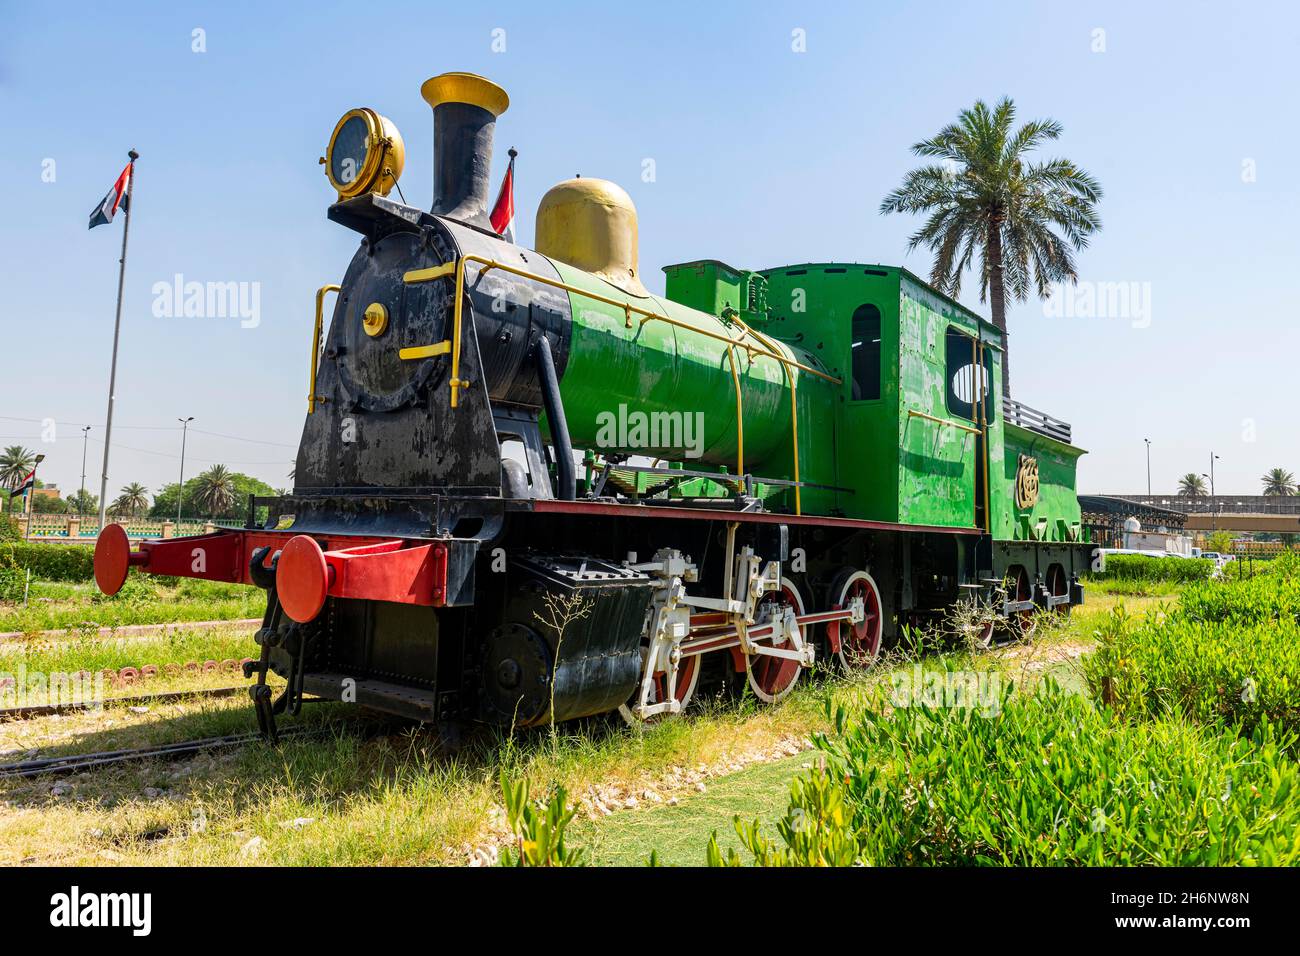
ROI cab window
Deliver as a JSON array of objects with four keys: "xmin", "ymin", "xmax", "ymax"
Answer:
[
  {"xmin": 850, "ymin": 304, "xmax": 881, "ymax": 401},
  {"xmin": 945, "ymin": 327, "xmax": 992, "ymax": 421}
]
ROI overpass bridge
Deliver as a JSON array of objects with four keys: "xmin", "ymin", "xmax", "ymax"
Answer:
[{"xmin": 1096, "ymin": 494, "xmax": 1300, "ymax": 535}]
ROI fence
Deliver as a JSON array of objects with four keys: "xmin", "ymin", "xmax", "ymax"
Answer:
[
  {"xmin": 1114, "ymin": 494, "xmax": 1300, "ymax": 516},
  {"xmin": 10, "ymin": 515, "xmax": 216, "ymax": 541},
  {"xmin": 1004, "ymin": 399, "xmax": 1073, "ymax": 444}
]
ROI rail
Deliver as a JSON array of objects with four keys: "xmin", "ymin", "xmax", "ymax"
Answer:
[{"xmin": 1004, "ymin": 398, "xmax": 1072, "ymax": 443}]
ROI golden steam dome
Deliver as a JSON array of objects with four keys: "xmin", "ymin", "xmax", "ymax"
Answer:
[{"xmin": 535, "ymin": 178, "xmax": 648, "ymax": 297}]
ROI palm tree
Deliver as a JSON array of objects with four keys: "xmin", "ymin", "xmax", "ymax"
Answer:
[
  {"xmin": 0, "ymin": 445, "xmax": 37, "ymax": 513},
  {"xmin": 880, "ymin": 98, "xmax": 1102, "ymax": 395},
  {"xmin": 1262, "ymin": 468, "xmax": 1296, "ymax": 497},
  {"xmin": 117, "ymin": 482, "xmax": 151, "ymax": 516},
  {"xmin": 194, "ymin": 464, "xmax": 236, "ymax": 517},
  {"xmin": 1179, "ymin": 473, "xmax": 1208, "ymax": 497}
]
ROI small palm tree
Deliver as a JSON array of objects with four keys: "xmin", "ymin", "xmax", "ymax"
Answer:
[
  {"xmin": 0, "ymin": 445, "xmax": 37, "ymax": 513},
  {"xmin": 1179, "ymin": 473, "xmax": 1208, "ymax": 497},
  {"xmin": 117, "ymin": 482, "xmax": 151, "ymax": 516},
  {"xmin": 194, "ymin": 464, "xmax": 236, "ymax": 517},
  {"xmin": 881, "ymin": 98, "xmax": 1102, "ymax": 395},
  {"xmin": 0, "ymin": 445, "xmax": 36, "ymax": 488},
  {"xmin": 1262, "ymin": 468, "xmax": 1296, "ymax": 497}
]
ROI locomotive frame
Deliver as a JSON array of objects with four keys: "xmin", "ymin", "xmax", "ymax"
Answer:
[{"xmin": 92, "ymin": 71, "xmax": 1093, "ymax": 738}]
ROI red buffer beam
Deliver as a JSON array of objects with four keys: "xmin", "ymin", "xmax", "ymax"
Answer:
[{"xmin": 93, "ymin": 524, "xmax": 453, "ymax": 623}]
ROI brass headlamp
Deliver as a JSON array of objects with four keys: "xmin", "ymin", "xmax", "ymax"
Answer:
[{"xmin": 321, "ymin": 108, "xmax": 405, "ymax": 200}]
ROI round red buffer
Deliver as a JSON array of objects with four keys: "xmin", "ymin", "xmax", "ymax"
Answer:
[
  {"xmin": 277, "ymin": 535, "xmax": 332, "ymax": 623},
  {"xmin": 93, "ymin": 523, "xmax": 133, "ymax": 596}
]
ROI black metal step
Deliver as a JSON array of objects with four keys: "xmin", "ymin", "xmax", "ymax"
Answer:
[{"xmin": 301, "ymin": 672, "xmax": 438, "ymax": 721}]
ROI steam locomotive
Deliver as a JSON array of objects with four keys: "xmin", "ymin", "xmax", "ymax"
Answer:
[{"xmin": 93, "ymin": 72, "xmax": 1091, "ymax": 736}]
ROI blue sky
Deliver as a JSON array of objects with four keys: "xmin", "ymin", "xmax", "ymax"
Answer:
[{"xmin": 2, "ymin": 0, "xmax": 1296, "ymax": 500}]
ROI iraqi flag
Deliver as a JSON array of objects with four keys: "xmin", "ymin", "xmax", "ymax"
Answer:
[
  {"xmin": 8, "ymin": 467, "xmax": 36, "ymax": 500},
  {"xmin": 88, "ymin": 163, "xmax": 132, "ymax": 229},
  {"xmin": 489, "ymin": 148, "xmax": 517, "ymax": 243}
]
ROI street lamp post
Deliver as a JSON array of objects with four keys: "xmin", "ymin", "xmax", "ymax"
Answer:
[
  {"xmin": 177, "ymin": 417, "xmax": 194, "ymax": 524},
  {"xmin": 1144, "ymin": 438, "xmax": 1152, "ymax": 497},
  {"xmin": 78, "ymin": 426, "xmax": 91, "ymax": 517}
]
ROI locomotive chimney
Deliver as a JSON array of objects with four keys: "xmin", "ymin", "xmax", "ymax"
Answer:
[{"xmin": 420, "ymin": 72, "xmax": 510, "ymax": 230}]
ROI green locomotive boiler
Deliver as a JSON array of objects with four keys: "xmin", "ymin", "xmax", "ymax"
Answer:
[{"xmin": 93, "ymin": 72, "xmax": 1091, "ymax": 734}]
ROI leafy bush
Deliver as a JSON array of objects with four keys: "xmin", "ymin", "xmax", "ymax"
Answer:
[
  {"xmin": 0, "ymin": 546, "xmax": 27, "ymax": 602},
  {"xmin": 709, "ymin": 687, "xmax": 1300, "ymax": 866},
  {"xmin": 1097, "ymin": 554, "xmax": 1214, "ymax": 583},
  {"xmin": 3, "ymin": 542, "xmax": 95, "ymax": 582},
  {"xmin": 1180, "ymin": 573, "xmax": 1300, "ymax": 626},
  {"xmin": 498, "ymin": 773, "xmax": 586, "ymax": 866},
  {"xmin": 0, "ymin": 516, "xmax": 20, "ymax": 543},
  {"xmin": 1084, "ymin": 585, "xmax": 1300, "ymax": 736}
]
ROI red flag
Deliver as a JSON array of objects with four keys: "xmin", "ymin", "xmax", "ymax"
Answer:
[
  {"xmin": 490, "ymin": 148, "xmax": 516, "ymax": 242},
  {"xmin": 8, "ymin": 466, "xmax": 37, "ymax": 499},
  {"xmin": 89, "ymin": 162, "xmax": 132, "ymax": 229}
]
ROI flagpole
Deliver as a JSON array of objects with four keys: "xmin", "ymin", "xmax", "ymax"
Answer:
[{"xmin": 97, "ymin": 148, "xmax": 138, "ymax": 531}]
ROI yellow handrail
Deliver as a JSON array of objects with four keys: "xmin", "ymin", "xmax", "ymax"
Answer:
[
  {"xmin": 724, "ymin": 343, "xmax": 745, "ymax": 478},
  {"xmin": 729, "ymin": 314, "xmax": 804, "ymax": 515},
  {"xmin": 309, "ymin": 285, "xmax": 341, "ymax": 413},
  {"xmin": 403, "ymin": 254, "xmax": 843, "ymax": 510},
  {"xmin": 906, "ymin": 408, "xmax": 982, "ymax": 436}
]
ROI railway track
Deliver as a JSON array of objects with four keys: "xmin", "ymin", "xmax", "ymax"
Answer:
[
  {"xmin": 0, "ymin": 728, "xmax": 318, "ymax": 780},
  {"xmin": 0, "ymin": 685, "xmax": 249, "ymax": 722}
]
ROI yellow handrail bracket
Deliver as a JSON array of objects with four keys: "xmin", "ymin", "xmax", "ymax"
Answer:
[{"xmin": 309, "ymin": 284, "xmax": 342, "ymax": 413}]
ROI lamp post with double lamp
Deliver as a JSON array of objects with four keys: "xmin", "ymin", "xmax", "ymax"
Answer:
[
  {"xmin": 1144, "ymin": 438, "xmax": 1152, "ymax": 497},
  {"xmin": 176, "ymin": 417, "xmax": 194, "ymax": 524}
]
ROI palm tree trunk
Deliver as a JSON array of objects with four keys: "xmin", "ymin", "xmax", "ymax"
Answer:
[{"xmin": 986, "ymin": 219, "xmax": 1010, "ymax": 397}]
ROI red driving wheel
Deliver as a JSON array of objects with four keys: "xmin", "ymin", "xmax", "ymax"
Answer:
[
  {"xmin": 1047, "ymin": 564, "xmax": 1070, "ymax": 616},
  {"xmin": 650, "ymin": 654, "xmax": 700, "ymax": 709},
  {"xmin": 829, "ymin": 570, "xmax": 884, "ymax": 668},
  {"xmin": 1010, "ymin": 566, "xmax": 1037, "ymax": 637},
  {"xmin": 746, "ymin": 578, "xmax": 806, "ymax": 703}
]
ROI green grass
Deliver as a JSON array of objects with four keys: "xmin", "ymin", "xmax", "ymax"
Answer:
[
  {"xmin": 1082, "ymin": 576, "xmax": 1183, "ymax": 598},
  {"xmin": 0, "ymin": 675, "xmax": 834, "ymax": 865},
  {"xmin": 0, "ymin": 576, "xmax": 1220, "ymax": 868},
  {"xmin": 0, "ymin": 625, "xmax": 258, "ymax": 683},
  {"xmin": 569, "ymin": 754, "xmax": 808, "ymax": 866},
  {"xmin": 0, "ymin": 577, "xmax": 262, "ymax": 634},
  {"xmin": 1093, "ymin": 554, "xmax": 1215, "ymax": 583}
]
